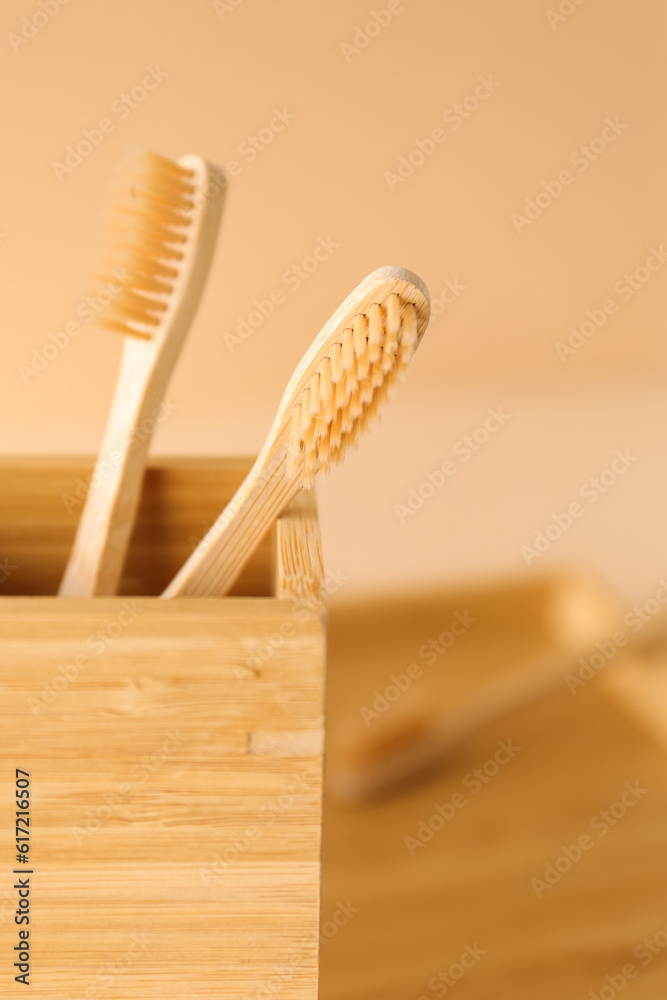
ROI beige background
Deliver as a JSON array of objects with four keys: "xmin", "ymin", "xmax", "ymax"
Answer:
[{"xmin": 1, "ymin": 0, "xmax": 666, "ymax": 601}]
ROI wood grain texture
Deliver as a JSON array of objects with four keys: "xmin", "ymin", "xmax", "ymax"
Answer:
[
  {"xmin": 0, "ymin": 458, "xmax": 326, "ymax": 998},
  {"xmin": 274, "ymin": 491, "xmax": 324, "ymax": 608},
  {"xmin": 319, "ymin": 592, "xmax": 667, "ymax": 1000}
]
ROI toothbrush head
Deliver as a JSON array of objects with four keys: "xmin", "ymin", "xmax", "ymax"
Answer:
[
  {"xmin": 285, "ymin": 266, "xmax": 431, "ymax": 487},
  {"xmin": 90, "ymin": 149, "xmax": 225, "ymax": 340}
]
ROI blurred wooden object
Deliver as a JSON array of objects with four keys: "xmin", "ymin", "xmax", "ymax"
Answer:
[
  {"xmin": 330, "ymin": 576, "xmax": 620, "ymax": 799},
  {"xmin": 0, "ymin": 457, "xmax": 325, "ymax": 999},
  {"xmin": 320, "ymin": 594, "xmax": 667, "ymax": 1000},
  {"xmin": 602, "ymin": 617, "xmax": 667, "ymax": 752}
]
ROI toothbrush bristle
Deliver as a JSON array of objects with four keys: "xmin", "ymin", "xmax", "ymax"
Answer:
[
  {"xmin": 287, "ymin": 294, "xmax": 421, "ymax": 487},
  {"xmin": 91, "ymin": 150, "xmax": 197, "ymax": 339}
]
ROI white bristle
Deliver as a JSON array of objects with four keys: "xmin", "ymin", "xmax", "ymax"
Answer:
[
  {"xmin": 368, "ymin": 302, "xmax": 383, "ymax": 363},
  {"xmin": 373, "ymin": 378, "xmax": 391, "ymax": 413},
  {"xmin": 371, "ymin": 361, "xmax": 384, "ymax": 389},
  {"xmin": 366, "ymin": 392, "xmax": 379, "ymax": 426},
  {"xmin": 110, "ymin": 290, "xmax": 166, "ymax": 326},
  {"xmin": 92, "ymin": 150, "xmax": 199, "ymax": 340},
  {"xmin": 341, "ymin": 396, "xmax": 355, "ymax": 433},
  {"xmin": 354, "ymin": 313, "xmax": 370, "ymax": 381},
  {"xmin": 95, "ymin": 268, "xmax": 170, "ymax": 296},
  {"xmin": 359, "ymin": 404, "xmax": 372, "ymax": 437},
  {"xmin": 305, "ymin": 416, "xmax": 317, "ymax": 452},
  {"xmin": 299, "ymin": 388, "xmax": 312, "ymax": 436},
  {"xmin": 116, "ymin": 208, "xmax": 189, "ymax": 244},
  {"xmin": 319, "ymin": 357, "xmax": 333, "ymax": 420},
  {"xmin": 318, "ymin": 432, "xmax": 330, "ymax": 473},
  {"xmin": 330, "ymin": 409, "xmax": 343, "ymax": 449},
  {"xmin": 288, "ymin": 404, "xmax": 302, "ymax": 478},
  {"xmin": 308, "ymin": 372, "xmax": 321, "ymax": 418},
  {"xmin": 330, "ymin": 342, "xmax": 343, "ymax": 382},
  {"xmin": 341, "ymin": 327, "xmax": 355, "ymax": 372},
  {"xmin": 304, "ymin": 417, "xmax": 318, "ymax": 489},
  {"xmin": 398, "ymin": 302, "xmax": 419, "ymax": 378},
  {"xmin": 349, "ymin": 387, "xmax": 363, "ymax": 421},
  {"xmin": 382, "ymin": 294, "xmax": 401, "ymax": 372},
  {"xmin": 287, "ymin": 291, "xmax": 423, "ymax": 487},
  {"xmin": 360, "ymin": 375, "xmax": 373, "ymax": 405},
  {"xmin": 108, "ymin": 229, "xmax": 185, "ymax": 262},
  {"xmin": 334, "ymin": 375, "xmax": 350, "ymax": 413}
]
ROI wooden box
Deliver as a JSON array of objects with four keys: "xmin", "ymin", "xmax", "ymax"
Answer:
[{"xmin": 0, "ymin": 457, "xmax": 326, "ymax": 999}]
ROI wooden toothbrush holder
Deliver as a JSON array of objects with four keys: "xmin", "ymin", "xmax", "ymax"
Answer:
[{"xmin": 0, "ymin": 456, "xmax": 325, "ymax": 1000}]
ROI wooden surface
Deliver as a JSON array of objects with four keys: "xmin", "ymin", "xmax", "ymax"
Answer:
[
  {"xmin": 274, "ymin": 491, "xmax": 325, "ymax": 608},
  {"xmin": 320, "ymin": 591, "xmax": 667, "ymax": 999},
  {"xmin": 0, "ymin": 458, "xmax": 326, "ymax": 998}
]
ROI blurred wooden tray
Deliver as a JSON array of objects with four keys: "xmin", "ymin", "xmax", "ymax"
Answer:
[{"xmin": 320, "ymin": 588, "xmax": 667, "ymax": 1000}]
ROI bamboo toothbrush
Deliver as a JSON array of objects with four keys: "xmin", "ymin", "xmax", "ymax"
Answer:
[
  {"xmin": 59, "ymin": 149, "xmax": 226, "ymax": 597},
  {"xmin": 162, "ymin": 265, "xmax": 430, "ymax": 598},
  {"xmin": 332, "ymin": 597, "xmax": 667, "ymax": 801}
]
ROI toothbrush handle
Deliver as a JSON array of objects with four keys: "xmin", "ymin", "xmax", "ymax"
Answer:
[
  {"xmin": 162, "ymin": 427, "xmax": 301, "ymax": 598},
  {"xmin": 58, "ymin": 339, "xmax": 159, "ymax": 597}
]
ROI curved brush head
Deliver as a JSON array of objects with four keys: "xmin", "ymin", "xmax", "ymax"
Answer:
[
  {"xmin": 285, "ymin": 266, "xmax": 431, "ymax": 487},
  {"xmin": 90, "ymin": 149, "xmax": 216, "ymax": 340}
]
